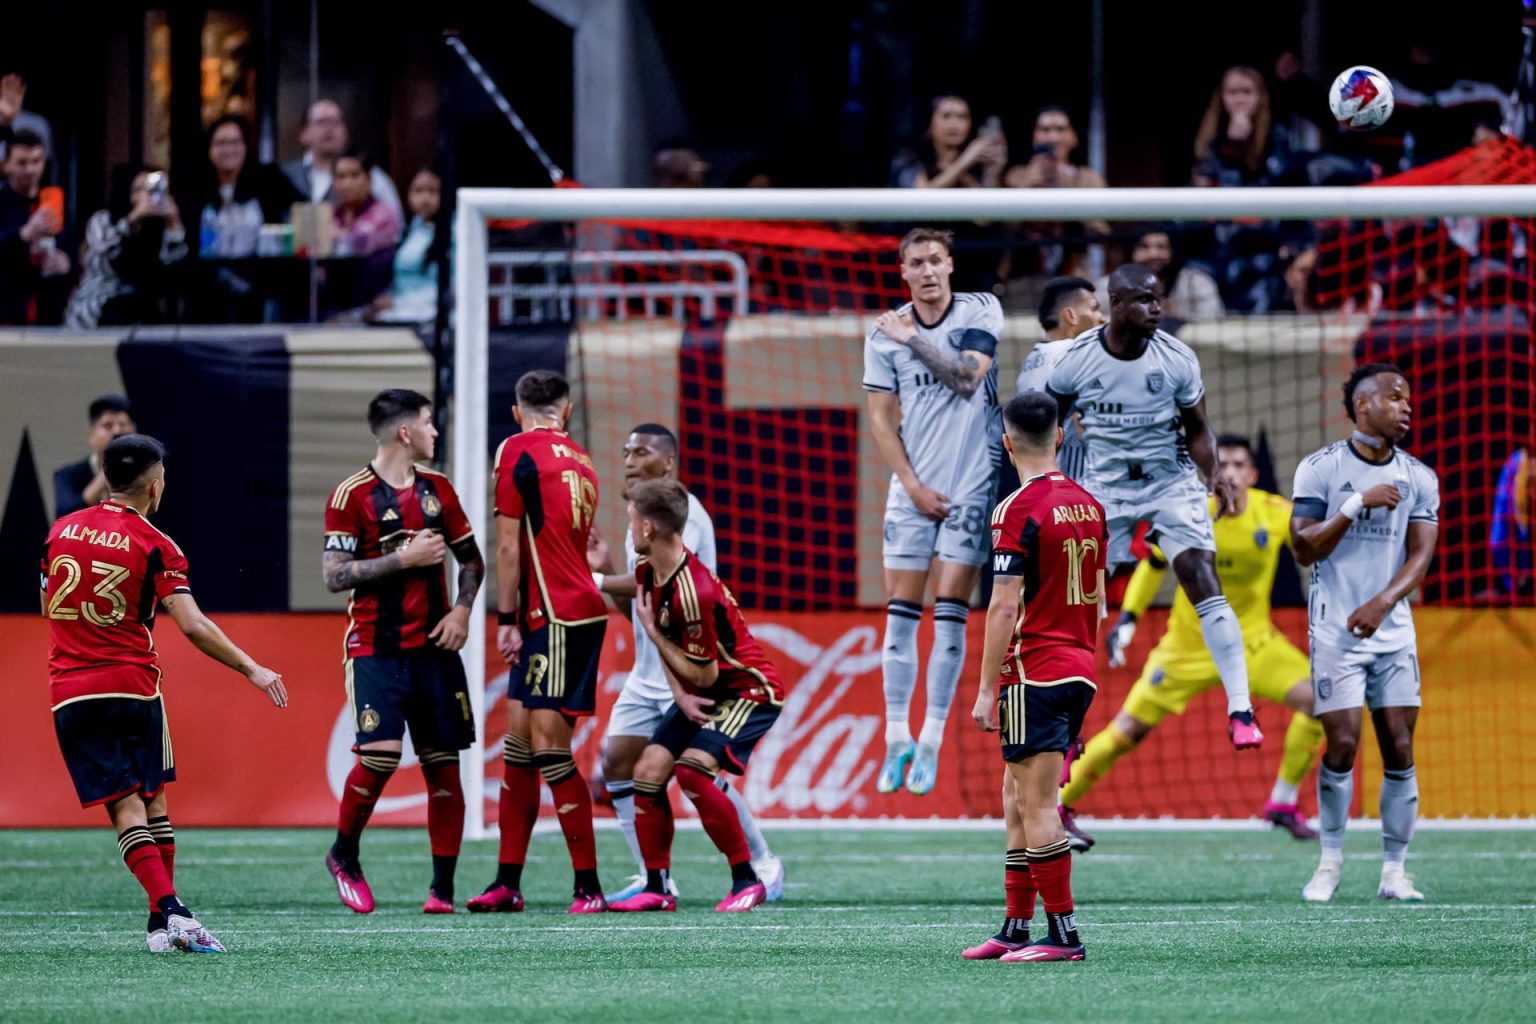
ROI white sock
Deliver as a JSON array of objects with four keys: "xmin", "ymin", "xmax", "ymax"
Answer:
[
  {"xmin": 1380, "ymin": 765, "xmax": 1418, "ymax": 866},
  {"xmin": 1317, "ymin": 763, "xmax": 1352, "ymax": 857},
  {"xmin": 606, "ymin": 780, "xmax": 645, "ymax": 874},
  {"xmin": 1269, "ymin": 779, "xmax": 1300, "ymax": 806},
  {"xmin": 882, "ymin": 600, "xmax": 922, "ymax": 745},
  {"xmin": 716, "ymin": 774, "xmax": 770, "ymax": 860},
  {"xmin": 1194, "ymin": 595, "xmax": 1252, "ymax": 714},
  {"xmin": 917, "ymin": 598, "xmax": 968, "ymax": 750}
]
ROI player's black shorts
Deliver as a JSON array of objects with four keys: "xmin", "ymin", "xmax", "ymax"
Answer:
[
  {"xmin": 651, "ymin": 690, "xmax": 782, "ymax": 775},
  {"xmin": 509, "ymin": 620, "xmax": 607, "ymax": 718},
  {"xmin": 998, "ymin": 681, "xmax": 1095, "ymax": 761},
  {"xmin": 53, "ymin": 696, "xmax": 175, "ymax": 808},
  {"xmin": 348, "ymin": 650, "xmax": 475, "ymax": 751}
]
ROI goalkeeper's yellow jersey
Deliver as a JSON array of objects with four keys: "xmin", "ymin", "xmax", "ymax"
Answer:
[{"xmin": 1121, "ymin": 488, "xmax": 1294, "ymax": 650}]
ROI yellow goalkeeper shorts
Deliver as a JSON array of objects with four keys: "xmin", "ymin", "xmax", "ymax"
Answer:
[{"xmin": 1122, "ymin": 628, "xmax": 1310, "ymax": 725}]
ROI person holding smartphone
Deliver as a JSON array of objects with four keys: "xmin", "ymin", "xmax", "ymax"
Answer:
[{"xmin": 65, "ymin": 166, "xmax": 188, "ymax": 328}]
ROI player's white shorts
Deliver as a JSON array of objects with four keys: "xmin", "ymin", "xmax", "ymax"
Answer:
[
  {"xmin": 1310, "ymin": 639, "xmax": 1422, "ymax": 716},
  {"xmin": 1095, "ymin": 473, "xmax": 1215, "ymax": 569},
  {"xmin": 882, "ymin": 477, "xmax": 995, "ymax": 571},
  {"xmin": 606, "ymin": 682, "xmax": 673, "ymax": 738}
]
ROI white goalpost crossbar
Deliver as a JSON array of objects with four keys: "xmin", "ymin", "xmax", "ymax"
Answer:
[{"xmin": 452, "ymin": 185, "xmax": 1536, "ymax": 838}]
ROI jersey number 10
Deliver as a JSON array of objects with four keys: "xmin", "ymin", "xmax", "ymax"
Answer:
[
  {"xmin": 1062, "ymin": 538, "xmax": 1101, "ymax": 606},
  {"xmin": 562, "ymin": 470, "xmax": 597, "ymax": 530}
]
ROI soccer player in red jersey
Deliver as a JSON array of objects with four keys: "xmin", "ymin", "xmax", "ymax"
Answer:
[
  {"xmin": 321, "ymin": 390, "xmax": 484, "ymax": 914},
  {"xmin": 42, "ymin": 434, "xmax": 287, "ymax": 953},
  {"xmin": 608, "ymin": 479, "xmax": 784, "ymax": 914},
  {"xmin": 969, "ymin": 392, "xmax": 1106, "ymax": 962},
  {"xmin": 469, "ymin": 370, "xmax": 610, "ymax": 914}
]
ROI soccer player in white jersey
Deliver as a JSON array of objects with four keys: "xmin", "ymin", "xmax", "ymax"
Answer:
[
  {"xmin": 1291, "ymin": 364, "xmax": 1439, "ymax": 902},
  {"xmin": 1016, "ymin": 276, "xmax": 1103, "ymax": 483},
  {"xmin": 864, "ymin": 227, "xmax": 1004, "ymax": 795},
  {"xmin": 590, "ymin": 425, "xmax": 784, "ymax": 903},
  {"xmin": 1046, "ymin": 263, "xmax": 1263, "ymax": 748}
]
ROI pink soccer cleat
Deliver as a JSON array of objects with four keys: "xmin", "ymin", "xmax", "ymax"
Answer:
[
  {"xmin": 1058, "ymin": 804, "xmax": 1096, "ymax": 851},
  {"xmin": 325, "ymin": 851, "xmax": 375, "ymax": 914},
  {"xmin": 422, "ymin": 888, "xmax": 455, "ymax": 914},
  {"xmin": 999, "ymin": 938, "xmax": 1086, "ymax": 962},
  {"xmin": 1264, "ymin": 801, "xmax": 1318, "ymax": 839},
  {"xmin": 568, "ymin": 891, "xmax": 609, "ymax": 914},
  {"xmin": 608, "ymin": 891, "xmax": 677, "ymax": 913},
  {"xmin": 1228, "ymin": 710, "xmax": 1264, "ymax": 750},
  {"xmin": 466, "ymin": 884, "xmax": 524, "ymax": 913},
  {"xmin": 963, "ymin": 937, "xmax": 1027, "ymax": 960},
  {"xmin": 715, "ymin": 882, "xmax": 767, "ymax": 913},
  {"xmin": 1059, "ymin": 736, "xmax": 1085, "ymax": 788}
]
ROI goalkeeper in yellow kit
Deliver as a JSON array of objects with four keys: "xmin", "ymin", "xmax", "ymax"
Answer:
[{"xmin": 1059, "ymin": 435, "xmax": 1324, "ymax": 844}]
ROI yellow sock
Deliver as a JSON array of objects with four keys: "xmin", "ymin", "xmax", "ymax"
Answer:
[
  {"xmin": 1060, "ymin": 725, "xmax": 1138, "ymax": 806},
  {"xmin": 1278, "ymin": 712, "xmax": 1326, "ymax": 788}
]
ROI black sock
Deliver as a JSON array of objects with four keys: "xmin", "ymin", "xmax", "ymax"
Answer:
[
  {"xmin": 156, "ymin": 895, "xmax": 191, "ymax": 919},
  {"xmin": 332, "ymin": 832, "xmax": 360, "ymax": 863},
  {"xmin": 729, "ymin": 860, "xmax": 758, "ymax": 892},
  {"xmin": 147, "ymin": 911, "xmax": 166, "ymax": 933},
  {"xmin": 998, "ymin": 916, "xmax": 1031, "ymax": 944},
  {"xmin": 1046, "ymin": 910, "xmax": 1080, "ymax": 946},
  {"xmin": 646, "ymin": 868, "xmax": 670, "ymax": 894},
  {"xmin": 494, "ymin": 862, "xmax": 523, "ymax": 890},
  {"xmin": 574, "ymin": 868, "xmax": 601, "ymax": 895},
  {"xmin": 431, "ymin": 855, "xmax": 457, "ymax": 900}
]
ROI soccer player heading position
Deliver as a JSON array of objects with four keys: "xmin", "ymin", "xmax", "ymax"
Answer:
[
  {"xmin": 969, "ymin": 392, "xmax": 1105, "ymax": 962},
  {"xmin": 1015, "ymin": 276, "xmax": 1105, "ymax": 482},
  {"xmin": 864, "ymin": 227, "xmax": 1003, "ymax": 795},
  {"xmin": 1046, "ymin": 262, "xmax": 1262, "ymax": 749},
  {"xmin": 607, "ymin": 479, "xmax": 785, "ymax": 913},
  {"xmin": 1292, "ymin": 365, "xmax": 1439, "ymax": 903},
  {"xmin": 322, "ymin": 389, "xmax": 485, "ymax": 915},
  {"xmin": 43, "ymin": 434, "xmax": 286, "ymax": 953},
  {"xmin": 471, "ymin": 370, "xmax": 610, "ymax": 914}
]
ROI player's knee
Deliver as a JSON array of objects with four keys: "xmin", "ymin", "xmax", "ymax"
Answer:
[
  {"xmin": 1382, "ymin": 733, "xmax": 1415, "ymax": 771},
  {"xmin": 1286, "ymin": 681, "xmax": 1316, "ymax": 716},
  {"xmin": 503, "ymin": 732, "xmax": 534, "ymax": 769},
  {"xmin": 1172, "ymin": 550, "xmax": 1220, "ymax": 598},
  {"xmin": 419, "ymin": 749, "xmax": 460, "ymax": 781},
  {"xmin": 633, "ymin": 746, "xmax": 674, "ymax": 785},
  {"xmin": 602, "ymin": 745, "xmax": 636, "ymax": 782},
  {"xmin": 358, "ymin": 749, "xmax": 401, "ymax": 779},
  {"xmin": 1323, "ymin": 735, "xmax": 1357, "ymax": 771},
  {"xmin": 530, "ymin": 749, "xmax": 578, "ymax": 786}
]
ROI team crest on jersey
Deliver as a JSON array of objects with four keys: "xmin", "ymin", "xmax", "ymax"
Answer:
[
  {"xmin": 992, "ymin": 528, "xmax": 1002, "ymax": 548},
  {"xmin": 1316, "ymin": 677, "xmax": 1332, "ymax": 701},
  {"xmin": 687, "ymin": 624, "xmax": 703, "ymax": 639},
  {"xmin": 1254, "ymin": 528, "xmax": 1269, "ymax": 549},
  {"xmin": 359, "ymin": 708, "xmax": 381, "ymax": 733},
  {"xmin": 1145, "ymin": 371, "xmax": 1165, "ymax": 394},
  {"xmin": 659, "ymin": 606, "xmax": 670, "ymax": 629},
  {"xmin": 422, "ymin": 494, "xmax": 442, "ymax": 517}
]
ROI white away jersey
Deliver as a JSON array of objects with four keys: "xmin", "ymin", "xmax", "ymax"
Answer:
[
  {"xmin": 1292, "ymin": 441, "xmax": 1440, "ymax": 652},
  {"xmin": 863, "ymin": 292, "xmax": 1004, "ymax": 502},
  {"xmin": 1046, "ymin": 326, "xmax": 1204, "ymax": 493},
  {"xmin": 1017, "ymin": 338, "xmax": 1088, "ymax": 482},
  {"xmin": 624, "ymin": 490, "xmax": 716, "ymax": 700}
]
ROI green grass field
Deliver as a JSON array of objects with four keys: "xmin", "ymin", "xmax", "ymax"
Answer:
[{"xmin": 1, "ymin": 825, "xmax": 1531, "ymax": 1023}]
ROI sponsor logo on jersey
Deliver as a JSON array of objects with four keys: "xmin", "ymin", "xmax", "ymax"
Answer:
[
  {"xmin": 1086, "ymin": 377, "xmax": 1104, "ymax": 391},
  {"xmin": 1145, "ymin": 371, "xmax": 1165, "ymax": 394},
  {"xmin": 382, "ymin": 508, "xmax": 400, "ymax": 521}
]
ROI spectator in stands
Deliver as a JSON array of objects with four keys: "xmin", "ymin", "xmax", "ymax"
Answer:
[
  {"xmin": 64, "ymin": 167, "xmax": 188, "ymax": 328},
  {"xmin": 282, "ymin": 99, "xmax": 403, "ymax": 220},
  {"xmin": 186, "ymin": 115, "xmax": 302, "ymax": 259},
  {"xmin": 372, "ymin": 167, "xmax": 443, "ymax": 324},
  {"xmin": 327, "ymin": 153, "xmax": 400, "ymax": 315},
  {"xmin": 1192, "ymin": 66, "xmax": 1291, "ymax": 187},
  {"xmin": 0, "ymin": 128, "xmax": 69, "ymax": 324},
  {"xmin": 891, "ymin": 95, "xmax": 1007, "ymax": 189},
  {"xmin": 53, "ymin": 395, "xmax": 136, "ymax": 519},
  {"xmin": 726, "ymin": 159, "xmax": 777, "ymax": 188},
  {"xmin": 0, "ymin": 72, "xmax": 55, "ymax": 171},
  {"xmin": 653, "ymin": 144, "xmax": 710, "ymax": 187},
  {"xmin": 1004, "ymin": 105, "xmax": 1104, "ymax": 190},
  {"xmin": 1096, "ymin": 228, "xmax": 1225, "ymax": 322}
]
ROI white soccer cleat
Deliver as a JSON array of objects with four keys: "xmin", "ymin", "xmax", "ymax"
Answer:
[
  {"xmin": 753, "ymin": 852, "xmax": 785, "ymax": 902},
  {"xmin": 146, "ymin": 928, "xmax": 173, "ymax": 953},
  {"xmin": 1377, "ymin": 864, "xmax": 1425, "ymax": 902},
  {"xmin": 1302, "ymin": 861, "xmax": 1342, "ymax": 902},
  {"xmin": 167, "ymin": 913, "xmax": 226, "ymax": 953}
]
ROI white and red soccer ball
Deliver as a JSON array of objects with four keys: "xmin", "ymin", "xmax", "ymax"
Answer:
[{"xmin": 1329, "ymin": 65, "xmax": 1395, "ymax": 131}]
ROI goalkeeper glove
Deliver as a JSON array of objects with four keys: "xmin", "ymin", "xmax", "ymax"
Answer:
[{"xmin": 1106, "ymin": 611, "xmax": 1138, "ymax": 668}]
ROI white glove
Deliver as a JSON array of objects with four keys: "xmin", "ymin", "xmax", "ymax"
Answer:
[{"xmin": 1107, "ymin": 612, "xmax": 1138, "ymax": 668}]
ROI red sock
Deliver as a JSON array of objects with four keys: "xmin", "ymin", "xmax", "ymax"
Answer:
[
  {"xmin": 633, "ymin": 780, "xmax": 674, "ymax": 871},
  {"xmin": 1028, "ymin": 847, "xmax": 1074, "ymax": 914},
  {"xmin": 1005, "ymin": 851, "xmax": 1036, "ymax": 920},
  {"xmin": 119, "ymin": 827, "xmax": 175, "ymax": 905},
  {"xmin": 147, "ymin": 816, "xmax": 175, "ymax": 912},
  {"xmin": 337, "ymin": 751, "xmax": 399, "ymax": 841},
  {"xmin": 496, "ymin": 763, "xmax": 541, "ymax": 867},
  {"xmin": 535, "ymin": 750, "xmax": 597, "ymax": 872},
  {"xmin": 423, "ymin": 761, "xmax": 465, "ymax": 858},
  {"xmin": 676, "ymin": 762, "xmax": 750, "ymax": 866}
]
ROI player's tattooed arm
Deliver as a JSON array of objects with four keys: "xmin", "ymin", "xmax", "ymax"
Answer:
[
  {"xmin": 322, "ymin": 550, "xmax": 401, "ymax": 592},
  {"xmin": 450, "ymin": 537, "xmax": 485, "ymax": 610},
  {"xmin": 874, "ymin": 310, "xmax": 992, "ymax": 398}
]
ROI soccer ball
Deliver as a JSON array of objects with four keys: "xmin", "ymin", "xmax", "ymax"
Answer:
[{"xmin": 1329, "ymin": 65, "xmax": 1395, "ymax": 131}]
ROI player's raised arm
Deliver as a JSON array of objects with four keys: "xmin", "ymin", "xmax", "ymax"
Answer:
[
  {"xmin": 162, "ymin": 592, "xmax": 287, "ymax": 708},
  {"xmin": 1288, "ymin": 455, "xmax": 1403, "ymax": 567},
  {"xmin": 873, "ymin": 310, "xmax": 995, "ymax": 399},
  {"xmin": 972, "ymin": 572, "xmax": 1023, "ymax": 733}
]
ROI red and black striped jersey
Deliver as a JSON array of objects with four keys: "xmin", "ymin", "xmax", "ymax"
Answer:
[
  {"xmin": 990, "ymin": 472, "xmax": 1106, "ymax": 688},
  {"xmin": 41, "ymin": 502, "xmax": 192, "ymax": 709},
  {"xmin": 324, "ymin": 464, "xmax": 473, "ymax": 657},
  {"xmin": 635, "ymin": 551, "xmax": 783, "ymax": 703},
  {"xmin": 494, "ymin": 427, "xmax": 606, "ymax": 630}
]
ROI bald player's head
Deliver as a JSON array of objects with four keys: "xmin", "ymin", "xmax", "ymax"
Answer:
[
  {"xmin": 1106, "ymin": 262, "xmax": 1164, "ymax": 339},
  {"xmin": 1107, "ymin": 262, "xmax": 1158, "ymax": 298}
]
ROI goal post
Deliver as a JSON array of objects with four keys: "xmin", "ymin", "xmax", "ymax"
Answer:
[{"xmin": 455, "ymin": 182, "xmax": 1536, "ymax": 837}]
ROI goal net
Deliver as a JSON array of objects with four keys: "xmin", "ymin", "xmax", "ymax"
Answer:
[{"xmin": 454, "ymin": 142, "xmax": 1536, "ymax": 835}]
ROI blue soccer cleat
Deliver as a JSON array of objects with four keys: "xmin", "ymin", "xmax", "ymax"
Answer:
[
  {"xmin": 167, "ymin": 913, "xmax": 225, "ymax": 953},
  {"xmin": 905, "ymin": 744, "xmax": 940, "ymax": 795},
  {"xmin": 877, "ymin": 739, "xmax": 914, "ymax": 794}
]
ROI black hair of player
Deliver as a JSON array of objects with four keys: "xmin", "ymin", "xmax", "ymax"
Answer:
[
  {"xmin": 630, "ymin": 478, "xmax": 689, "ymax": 536},
  {"xmin": 1341, "ymin": 363, "xmax": 1404, "ymax": 422},
  {"xmin": 89, "ymin": 394, "xmax": 132, "ymax": 423},
  {"xmin": 515, "ymin": 369, "xmax": 570, "ymax": 410},
  {"xmin": 1003, "ymin": 391, "xmax": 1059, "ymax": 448},
  {"xmin": 367, "ymin": 388, "xmax": 430, "ymax": 436},
  {"xmin": 103, "ymin": 434, "xmax": 166, "ymax": 490},
  {"xmin": 1215, "ymin": 433, "xmax": 1252, "ymax": 456},
  {"xmin": 629, "ymin": 423, "xmax": 678, "ymax": 455},
  {"xmin": 899, "ymin": 227, "xmax": 954, "ymax": 262},
  {"xmin": 1038, "ymin": 276, "xmax": 1096, "ymax": 331}
]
